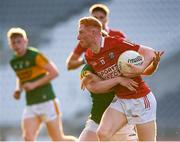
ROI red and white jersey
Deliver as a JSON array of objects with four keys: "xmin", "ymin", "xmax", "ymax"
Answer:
[
  {"xmin": 85, "ymin": 36, "xmax": 150, "ymax": 99},
  {"xmin": 73, "ymin": 29, "xmax": 125, "ymax": 56}
]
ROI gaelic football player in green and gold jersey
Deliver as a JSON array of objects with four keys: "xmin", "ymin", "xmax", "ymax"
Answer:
[{"xmin": 7, "ymin": 27, "xmax": 77, "ymax": 141}]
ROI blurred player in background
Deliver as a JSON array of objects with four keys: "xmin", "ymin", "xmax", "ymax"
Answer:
[
  {"xmin": 66, "ymin": 4, "xmax": 125, "ymax": 70},
  {"xmin": 7, "ymin": 27, "xmax": 77, "ymax": 141},
  {"xmin": 77, "ymin": 16, "xmax": 163, "ymax": 141}
]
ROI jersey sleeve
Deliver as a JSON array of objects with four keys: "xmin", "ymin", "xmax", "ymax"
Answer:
[
  {"xmin": 35, "ymin": 53, "xmax": 49, "ymax": 68},
  {"xmin": 80, "ymin": 64, "xmax": 94, "ymax": 80},
  {"xmin": 116, "ymin": 38, "xmax": 140, "ymax": 52},
  {"xmin": 73, "ymin": 42, "xmax": 87, "ymax": 55}
]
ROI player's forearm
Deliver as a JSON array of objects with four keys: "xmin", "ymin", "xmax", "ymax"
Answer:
[
  {"xmin": 143, "ymin": 51, "xmax": 163, "ymax": 76},
  {"xmin": 15, "ymin": 78, "xmax": 22, "ymax": 92},
  {"xmin": 87, "ymin": 77, "xmax": 119, "ymax": 94},
  {"xmin": 143, "ymin": 61, "xmax": 159, "ymax": 75},
  {"xmin": 33, "ymin": 71, "xmax": 59, "ymax": 88},
  {"xmin": 139, "ymin": 46, "xmax": 155, "ymax": 72},
  {"xmin": 67, "ymin": 58, "xmax": 84, "ymax": 70},
  {"xmin": 66, "ymin": 52, "xmax": 85, "ymax": 70}
]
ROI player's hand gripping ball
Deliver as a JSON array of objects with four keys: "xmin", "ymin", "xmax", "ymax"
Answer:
[{"xmin": 117, "ymin": 50, "xmax": 144, "ymax": 74}]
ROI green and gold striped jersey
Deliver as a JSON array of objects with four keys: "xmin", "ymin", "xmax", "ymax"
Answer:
[{"xmin": 10, "ymin": 47, "xmax": 55, "ymax": 105}]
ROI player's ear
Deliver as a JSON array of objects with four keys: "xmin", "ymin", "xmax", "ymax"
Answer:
[
  {"xmin": 105, "ymin": 17, "xmax": 108, "ymax": 24},
  {"xmin": 25, "ymin": 38, "xmax": 29, "ymax": 44},
  {"xmin": 91, "ymin": 29, "xmax": 96, "ymax": 36},
  {"xmin": 24, "ymin": 38, "xmax": 29, "ymax": 47}
]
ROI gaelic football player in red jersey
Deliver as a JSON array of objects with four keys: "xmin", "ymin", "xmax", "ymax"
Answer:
[
  {"xmin": 66, "ymin": 4, "xmax": 125, "ymax": 70},
  {"xmin": 77, "ymin": 16, "xmax": 163, "ymax": 141}
]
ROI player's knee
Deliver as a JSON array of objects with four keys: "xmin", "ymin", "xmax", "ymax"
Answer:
[
  {"xmin": 96, "ymin": 127, "xmax": 111, "ymax": 140},
  {"xmin": 23, "ymin": 132, "xmax": 35, "ymax": 141}
]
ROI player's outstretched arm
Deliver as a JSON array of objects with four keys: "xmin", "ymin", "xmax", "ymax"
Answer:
[{"xmin": 22, "ymin": 61, "xmax": 59, "ymax": 91}]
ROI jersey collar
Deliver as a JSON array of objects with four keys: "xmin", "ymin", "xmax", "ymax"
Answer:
[{"xmin": 101, "ymin": 37, "xmax": 105, "ymax": 48}]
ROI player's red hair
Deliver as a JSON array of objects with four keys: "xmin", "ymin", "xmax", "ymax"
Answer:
[{"xmin": 79, "ymin": 16, "xmax": 102, "ymax": 32}]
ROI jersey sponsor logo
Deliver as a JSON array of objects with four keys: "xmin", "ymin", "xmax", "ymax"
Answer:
[
  {"xmin": 17, "ymin": 69, "xmax": 32, "ymax": 80},
  {"xmin": 97, "ymin": 64, "xmax": 121, "ymax": 79}
]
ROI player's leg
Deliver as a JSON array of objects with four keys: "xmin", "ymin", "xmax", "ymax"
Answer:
[
  {"xmin": 96, "ymin": 99, "xmax": 128, "ymax": 141},
  {"xmin": 22, "ymin": 106, "xmax": 42, "ymax": 141},
  {"xmin": 132, "ymin": 92, "xmax": 157, "ymax": 141},
  {"xmin": 22, "ymin": 117, "xmax": 42, "ymax": 141},
  {"xmin": 45, "ymin": 99, "xmax": 77, "ymax": 141},
  {"xmin": 111, "ymin": 124, "xmax": 138, "ymax": 141},
  {"xmin": 79, "ymin": 130, "xmax": 98, "ymax": 141},
  {"xmin": 46, "ymin": 116, "xmax": 77, "ymax": 141},
  {"xmin": 79, "ymin": 119, "xmax": 99, "ymax": 141},
  {"xmin": 136, "ymin": 120, "xmax": 156, "ymax": 141}
]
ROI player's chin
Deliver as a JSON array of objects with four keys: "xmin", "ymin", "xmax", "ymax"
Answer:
[
  {"xmin": 80, "ymin": 42, "xmax": 88, "ymax": 48},
  {"xmin": 15, "ymin": 50, "xmax": 21, "ymax": 55},
  {"xmin": 15, "ymin": 48, "xmax": 23, "ymax": 54}
]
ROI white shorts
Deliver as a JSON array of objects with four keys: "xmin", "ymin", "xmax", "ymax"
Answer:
[
  {"xmin": 83, "ymin": 119, "xmax": 138, "ymax": 141},
  {"xmin": 110, "ymin": 92, "xmax": 157, "ymax": 124},
  {"xmin": 23, "ymin": 98, "xmax": 60, "ymax": 122}
]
